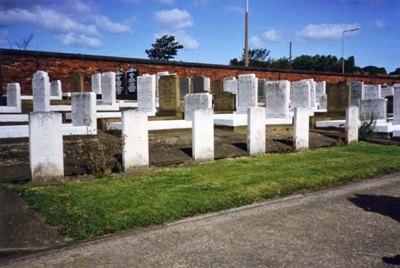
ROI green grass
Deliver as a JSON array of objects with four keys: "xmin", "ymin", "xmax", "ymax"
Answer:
[{"xmin": 10, "ymin": 143, "xmax": 400, "ymax": 240}]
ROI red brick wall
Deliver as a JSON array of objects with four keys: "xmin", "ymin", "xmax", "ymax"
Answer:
[{"xmin": 2, "ymin": 49, "xmax": 400, "ymax": 95}]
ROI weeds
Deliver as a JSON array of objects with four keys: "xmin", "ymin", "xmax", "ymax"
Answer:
[{"xmin": 359, "ymin": 113, "xmax": 376, "ymax": 141}]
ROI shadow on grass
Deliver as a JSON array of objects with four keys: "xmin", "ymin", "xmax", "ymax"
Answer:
[{"xmin": 348, "ymin": 194, "xmax": 400, "ymax": 266}]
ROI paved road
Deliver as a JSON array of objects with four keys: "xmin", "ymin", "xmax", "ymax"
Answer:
[{"xmin": 2, "ymin": 175, "xmax": 400, "ymax": 267}]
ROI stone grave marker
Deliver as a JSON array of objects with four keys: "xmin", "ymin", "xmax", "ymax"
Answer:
[
  {"xmin": 213, "ymin": 91, "xmax": 235, "ymax": 113},
  {"xmin": 158, "ymin": 75, "xmax": 180, "ymax": 116},
  {"xmin": 137, "ymin": 74, "xmax": 157, "ymax": 115},
  {"xmin": 50, "ymin": 80, "xmax": 62, "ymax": 99},
  {"xmin": 122, "ymin": 110, "xmax": 149, "ymax": 169},
  {"xmin": 7, "ymin": 83, "xmax": 21, "ymax": 112},
  {"xmin": 71, "ymin": 72, "xmax": 84, "ymax": 92},
  {"xmin": 91, "ymin": 73, "xmax": 102, "ymax": 94},
  {"xmin": 360, "ymin": 99, "xmax": 387, "ymax": 120},
  {"xmin": 127, "ymin": 67, "xmax": 139, "ymax": 100},
  {"xmin": 346, "ymin": 106, "xmax": 359, "ymax": 144},
  {"xmin": 247, "ymin": 107, "xmax": 266, "ymax": 155},
  {"xmin": 258, "ymin": 79, "xmax": 267, "ymax": 105},
  {"xmin": 393, "ymin": 85, "xmax": 400, "ymax": 124},
  {"xmin": 326, "ymin": 83, "xmax": 351, "ymax": 116},
  {"xmin": 348, "ymin": 81, "xmax": 363, "ymax": 106},
  {"xmin": 265, "ymin": 80, "xmax": 290, "ymax": 119},
  {"xmin": 381, "ymin": 86, "xmax": 394, "ymax": 98},
  {"xmin": 101, "ymin": 72, "xmax": 116, "ymax": 105},
  {"xmin": 302, "ymin": 79, "xmax": 317, "ymax": 108},
  {"xmin": 293, "ymin": 107, "xmax": 310, "ymax": 150},
  {"xmin": 291, "ymin": 80, "xmax": 311, "ymax": 110},
  {"xmin": 363, "ymin": 85, "xmax": 381, "ymax": 100},
  {"xmin": 212, "ymin": 80, "xmax": 223, "ymax": 95},
  {"xmin": 184, "ymin": 93, "xmax": 212, "ymax": 121},
  {"xmin": 236, "ymin": 74, "xmax": 258, "ymax": 114},
  {"xmin": 223, "ymin": 77, "xmax": 238, "ymax": 94},
  {"xmin": 71, "ymin": 92, "xmax": 97, "ymax": 134},
  {"xmin": 192, "ymin": 108, "xmax": 214, "ymax": 162},
  {"xmin": 29, "ymin": 112, "xmax": 64, "ymax": 181},
  {"xmin": 193, "ymin": 76, "xmax": 210, "ymax": 93},
  {"xmin": 32, "ymin": 71, "xmax": 51, "ymax": 112},
  {"xmin": 115, "ymin": 71, "xmax": 126, "ymax": 97},
  {"xmin": 156, "ymin": 71, "xmax": 169, "ymax": 97},
  {"xmin": 180, "ymin": 77, "xmax": 192, "ymax": 99}
]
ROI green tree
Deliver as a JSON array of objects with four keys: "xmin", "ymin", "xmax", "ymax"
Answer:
[
  {"xmin": 389, "ymin": 68, "xmax": 400, "ymax": 75},
  {"xmin": 229, "ymin": 48, "xmax": 271, "ymax": 67},
  {"xmin": 361, "ymin": 65, "xmax": 387, "ymax": 75},
  {"xmin": 145, "ymin": 35, "xmax": 183, "ymax": 61}
]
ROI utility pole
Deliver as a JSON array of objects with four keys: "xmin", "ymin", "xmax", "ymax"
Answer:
[
  {"xmin": 289, "ymin": 41, "xmax": 292, "ymax": 70},
  {"xmin": 244, "ymin": 0, "xmax": 249, "ymax": 67}
]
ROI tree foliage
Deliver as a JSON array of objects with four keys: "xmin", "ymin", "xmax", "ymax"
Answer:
[
  {"xmin": 390, "ymin": 68, "xmax": 400, "ymax": 75},
  {"xmin": 362, "ymin": 65, "xmax": 387, "ymax": 75},
  {"xmin": 8, "ymin": 32, "xmax": 34, "ymax": 50},
  {"xmin": 145, "ymin": 35, "xmax": 184, "ymax": 61}
]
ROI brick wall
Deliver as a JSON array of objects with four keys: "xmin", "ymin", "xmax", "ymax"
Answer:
[{"xmin": 2, "ymin": 49, "xmax": 400, "ymax": 96}]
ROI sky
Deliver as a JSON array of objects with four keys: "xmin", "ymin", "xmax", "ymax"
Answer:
[{"xmin": 0, "ymin": 0, "xmax": 399, "ymax": 72}]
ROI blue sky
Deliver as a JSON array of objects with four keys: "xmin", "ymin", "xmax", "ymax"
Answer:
[{"xmin": 0, "ymin": 0, "xmax": 399, "ymax": 72}]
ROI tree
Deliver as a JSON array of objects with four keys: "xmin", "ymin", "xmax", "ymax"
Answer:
[
  {"xmin": 8, "ymin": 33, "xmax": 34, "ymax": 50},
  {"xmin": 361, "ymin": 65, "xmax": 387, "ymax": 75},
  {"xmin": 145, "ymin": 35, "xmax": 183, "ymax": 61},
  {"xmin": 389, "ymin": 68, "xmax": 400, "ymax": 75},
  {"xmin": 229, "ymin": 48, "xmax": 271, "ymax": 67}
]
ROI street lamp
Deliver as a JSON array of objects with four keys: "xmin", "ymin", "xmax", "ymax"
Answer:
[
  {"xmin": 342, "ymin": 27, "xmax": 359, "ymax": 74},
  {"xmin": 244, "ymin": 0, "xmax": 249, "ymax": 67}
]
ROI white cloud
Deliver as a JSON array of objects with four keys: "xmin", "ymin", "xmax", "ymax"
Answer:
[
  {"xmin": 60, "ymin": 33, "xmax": 101, "ymax": 48},
  {"xmin": 94, "ymin": 15, "xmax": 131, "ymax": 34},
  {"xmin": 154, "ymin": 9, "xmax": 194, "ymax": 30},
  {"xmin": 297, "ymin": 23, "xmax": 360, "ymax": 40},
  {"xmin": 374, "ymin": 20, "xmax": 385, "ymax": 29},
  {"xmin": 249, "ymin": 36, "xmax": 264, "ymax": 48},
  {"xmin": 264, "ymin": 30, "xmax": 282, "ymax": 42}
]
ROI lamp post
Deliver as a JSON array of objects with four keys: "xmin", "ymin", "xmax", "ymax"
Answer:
[
  {"xmin": 244, "ymin": 0, "xmax": 249, "ymax": 67},
  {"xmin": 342, "ymin": 27, "xmax": 359, "ymax": 74}
]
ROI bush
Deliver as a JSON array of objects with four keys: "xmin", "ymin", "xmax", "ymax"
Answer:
[
  {"xmin": 71, "ymin": 132, "xmax": 124, "ymax": 175},
  {"xmin": 359, "ymin": 113, "xmax": 376, "ymax": 141}
]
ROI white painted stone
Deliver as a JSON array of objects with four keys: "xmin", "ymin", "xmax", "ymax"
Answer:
[
  {"xmin": 223, "ymin": 77, "xmax": 238, "ymax": 94},
  {"xmin": 29, "ymin": 112, "xmax": 64, "ymax": 181},
  {"xmin": 247, "ymin": 107, "xmax": 266, "ymax": 155},
  {"xmin": 137, "ymin": 74, "xmax": 157, "ymax": 115},
  {"xmin": 393, "ymin": 85, "xmax": 400, "ymax": 125},
  {"xmin": 346, "ymin": 106, "xmax": 359, "ymax": 144},
  {"xmin": 316, "ymin": 81, "xmax": 326, "ymax": 100},
  {"xmin": 381, "ymin": 86, "xmax": 394, "ymax": 98},
  {"xmin": 360, "ymin": 99, "xmax": 387, "ymax": 120},
  {"xmin": 184, "ymin": 93, "xmax": 212, "ymax": 121},
  {"xmin": 50, "ymin": 80, "xmax": 62, "ymax": 99},
  {"xmin": 265, "ymin": 80, "xmax": 290, "ymax": 119},
  {"xmin": 348, "ymin": 81, "xmax": 363, "ymax": 106},
  {"xmin": 32, "ymin": 71, "xmax": 51, "ymax": 112},
  {"xmin": 192, "ymin": 108, "xmax": 214, "ymax": 162},
  {"xmin": 71, "ymin": 92, "xmax": 97, "ymax": 134},
  {"xmin": 122, "ymin": 110, "xmax": 149, "ymax": 169},
  {"xmin": 293, "ymin": 107, "xmax": 309, "ymax": 150},
  {"xmin": 302, "ymin": 79, "xmax": 317, "ymax": 108},
  {"xmin": 91, "ymin": 73, "xmax": 102, "ymax": 94},
  {"xmin": 363, "ymin": 85, "xmax": 381, "ymax": 100},
  {"xmin": 101, "ymin": 72, "xmax": 116, "ymax": 105},
  {"xmin": 291, "ymin": 80, "xmax": 311, "ymax": 109},
  {"xmin": 6, "ymin": 83, "xmax": 21, "ymax": 113},
  {"xmin": 319, "ymin": 95, "xmax": 328, "ymax": 110},
  {"xmin": 0, "ymin": 114, "xmax": 28, "ymax": 122},
  {"xmin": 258, "ymin": 79, "xmax": 266, "ymax": 105},
  {"xmin": 236, "ymin": 74, "xmax": 258, "ymax": 114}
]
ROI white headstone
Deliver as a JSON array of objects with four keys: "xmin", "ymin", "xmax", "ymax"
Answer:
[
  {"xmin": 247, "ymin": 107, "xmax": 266, "ymax": 155},
  {"xmin": 223, "ymin": 77, "xmax": 238, "ymax": 94},
  {"xmin": 122, "ymin": 110, "xmax": 149, "ymax": 169},
  {"xmin": 319, "ymin": 95, "xmax": 328, "ymax": 110},
  {"xmin": 101, "ymin": 72, "xmax": 116, "ymax": 105},
  {"xmin": 184, "ymin": 93, "xmax": 212, "ymax": 121},
  {"xmin": 291, "ymin": 80, "xmax": 311, "ymax": 109},
  {"xmin": 302, "ymin": 79, "xmax": 317, "ymax": 108},
  {"xmin": 381, "ymin": 86, "xmax": 394, "ymax": 98},
  {"xmin": 50, "ymin": 80, "xmax": 62, "ymax": 98},
  {"xmin": 293, "ymin": 107, "xmax": 309, "ymax": 150},
  {"xmin": 316, "ymin": 81, "xmax": 326, "ymax": 106},
  {"xmin": 258, "ymin": 79, "xmax": 267, "ymax": 104},
  {"xmin": 137, "ymin": 74, "xmax": 157, "ymax": 115},
  {"xmin": 265, "ymin": 80, "xmax": 290, "ymax": 119},
  {"xmin": 32, "ymin": 71, "xmax": 51, "ymax": 112},
  {"xmin": 7, "ymin": 83, "xmax": 21, "ymax": 113},
  {"xmin": 91, "ymin": 73, "xmax": 102, "ymax": 94},
  {"xmin": 29, "ymin": 112, "xmax": 64, "ymax": 181},
  {"xmin": 360, "ymin": 99, "xmax": 387, "ymax": 120},
  {"xmin": 346, "ymin": 106, "xmax": 359, "ymax": 144},
  {"xmin": 349, "ymin": 81, "xmax": 363, "ymax": 106},
  {"xmin": 362, "ymin": 85, "xmax": 381, "ymax": 100},
  {"xmin": 236, "ymin": 74, "xmax": 258, "ymax": 114},
  {"xmin": 393, "ymin": 85, "xmax": 400, "ymax": 125},
  {"xmin": 192, "ymin": 108, "xmax": 214, "ymax": 162},
  {"xmin": 71, "ymin": 92, "xmax": 97, "ymax": 134}
]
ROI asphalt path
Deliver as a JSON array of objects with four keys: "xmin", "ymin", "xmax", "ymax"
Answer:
[{"xmin": 2, "ymin": 175, "xmax": 399, "ymax": 267}]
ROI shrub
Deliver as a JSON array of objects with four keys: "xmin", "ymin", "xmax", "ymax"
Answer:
[{"xmin": 359, "ymin": 113, "xmax": 376, "ymax": 141}]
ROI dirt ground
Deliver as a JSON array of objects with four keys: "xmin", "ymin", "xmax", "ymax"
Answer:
[{"xmin": 0, "ymin": 126, "xmax": 344, "ymax": 183}]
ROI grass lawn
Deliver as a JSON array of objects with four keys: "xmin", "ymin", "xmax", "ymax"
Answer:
[{"xmin": 10, "ymin": 143, "xmax": 400, "ymax": 240}]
